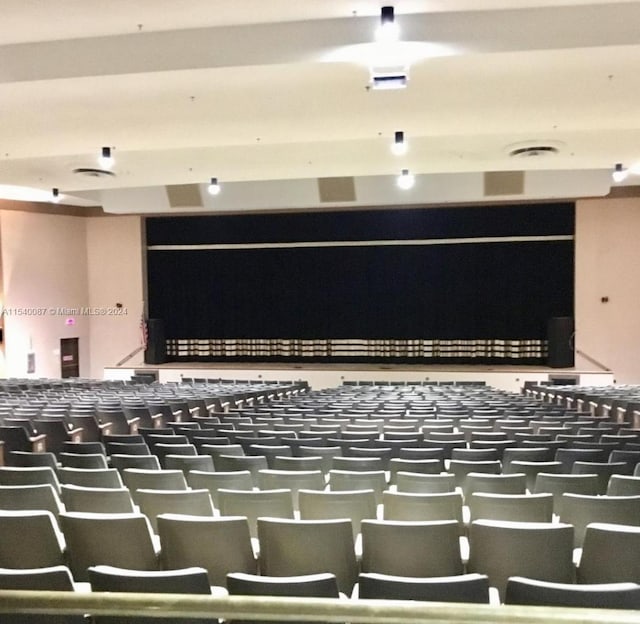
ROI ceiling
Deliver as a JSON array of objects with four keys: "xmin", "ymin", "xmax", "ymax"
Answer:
[{"xmin": 1, "ymin": 0, "xmax": 640, "ymax": 213}]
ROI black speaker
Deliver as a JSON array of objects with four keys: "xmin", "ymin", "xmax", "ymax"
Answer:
[
  {"xmin": 547, "ymin": 316, "xmax": 574, "ymax": 368},
  {"xmin": 144, "ymin": 318, "xmax": 167, "ymax": 365}
]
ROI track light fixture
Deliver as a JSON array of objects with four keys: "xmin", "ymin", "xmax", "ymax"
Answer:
[
  {"xmin": 612, "ymin": 163, "xmax": 629, "ymax": 183},
  {"xmin": 99, "ymin": 146, "xmax": 114, "ymax": 169},
  {"xmin": 51, "ymin": 188, "xmax": 60, "ymax": 203},
  {"xmin": 207, "ymin": 177, "xmax": 221, "ymax": 196},
  {"xmin": 376, "ymin": 6, "xmax": 400, "ymax": 42},
  {"xmin": 397, "ymin": 168, "xmax": 415, "ymax": 190},
  {"xmin": 391, "ymin": 130, "xmax": 408, "ymax": 155}
]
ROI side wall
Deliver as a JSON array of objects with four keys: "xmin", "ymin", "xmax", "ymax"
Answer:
[
  {"xmin": 575, "ymin": 197, "xmax": 640, "ymax": 383},
  {"xmin": 86, "ymin": 216, "xmax": 145, "ymax": 379},
  {"xmin": 0, "ymin": 210, "xmax": 90, "ymax": 378}
]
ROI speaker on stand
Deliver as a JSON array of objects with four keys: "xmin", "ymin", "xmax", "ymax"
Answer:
[
  {"xmin": 144, "ymin": 318, "xmax": 167, "ymax": 365},
  {"xmin": 547, "ymin": 316, "xmax": 574, "ymax": 368}
]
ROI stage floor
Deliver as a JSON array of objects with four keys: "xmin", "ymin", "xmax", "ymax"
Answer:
[{"xmin": 106, "ymin": 352, "xmax": 613, "ymax": 394}]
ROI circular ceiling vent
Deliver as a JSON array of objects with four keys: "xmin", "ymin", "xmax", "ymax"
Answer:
[
  {"xmin": 505, "ymin": 140, "xmax": 564, "ymax": 159},
  {"xmin": 72, "ymin": 167, "xmax": 116, "ymax": 178},
  {"xmin": 509, "ymin": 145, "xmax": 559, "ymax": 158}
]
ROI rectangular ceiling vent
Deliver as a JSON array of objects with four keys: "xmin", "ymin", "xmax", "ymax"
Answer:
[
  {"xmin": 165, "ymin": 184, "xmax": 204, "ymax": 208},
  {"xmin": 483, "ymin": 171, "xmax": 525, "ymax": 196},
  {"xmin": 317, "ymin": 177, "xmax": 356, "ymax": 203}
]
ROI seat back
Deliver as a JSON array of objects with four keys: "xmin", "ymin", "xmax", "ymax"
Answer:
[
  {"xmin": 121, "ymin": 468, "xmax": 187, "ymax": 503},
  {"xmin": 257, "ymin": 517, "xmax": 358, "ymax": 595},
  {"xmin": 59, "ymin": 452, "xmax": 108, "ymax": 469},
  {"xmin": 608, "ymin": 475, "xmax": 640, "ymax": 496},
  {"xmin": 361, "ymin": 519, "xmax": 463, "ymax": 578},
  {"xmin": 163, "ymin": 454, "xmax": 215, "ymax": 473},
  {"xmin": 186, "ymin": 470, "xmax": 253, "ymax": 509},
  {"xmin": 328, "ymin": 470, "xmax": 387, "ymax": 504},
  {"xmin": 298, "ymin": 489, "xmax": 377, "ymax": 538},
  {"xmin": 158, "ymin": 514, "xmax": 256, "ymax": 586},
  {"xmin": 218, "ymin": 488, "xmax": 294, "ymax": 538},
  {"xmin": 110, "ymin": 454, "xmax": 161, "ymax": 472},
  {"xmin": 467, "ymin": 519, "xmax": 575, "ymax": 600},
  {"xmin": 0, "ymin": 565, "xmax": 84, "ymax": 624},
  {"xmin": 227, "ymin": 571, "xmax": 339, "ymax": 624},
  {"xmin": 257, "ymin": 470, "xmax": 324, "ymax": 510},
  {"xmin": 0, "ymin": 466, "xmax": 60, "ymax": 492},
  {"xmin": 0, "ymin": 510, "xmax": 65, "ymax": 569},
  {"xmin": 358, "ymin": 571, "xmax": 490, "ymax": 603},
  {"xmin": 88, "ymin": 564, "xmax": 214, "ymax": 624},
  {"xmin": 559, "ymin": 493, "xmax": 640, "ymax": 547},
  {"xmin": 578, "ymin": 522, "xmax": 640, "ymax": 584},
  {"xmin": 8, "ymin": 451, "xmax": 57, "ymax": 469},
  {"xmin": 136, "ymin": 488, "xmax": 215, "ymax": 533},
  {"xmin": 0, "ymin": 483, "xmax": 62, "ymax": 519},
  {"xmin": 57, "ymin": 467, "xmax": 123, "ymax": 489},
  {"xmin": 382, "ymin": 490, "xmax": 464, "ymax": 532},
  {"xmin": 60, "ymin": 484, "xmax": 135, "ymax": 514},
  {"xmin": 533, "ymin": 472, "xmax": 599, "ymax": 516},
  {"xmin": 60, "ymin": 511, "xmax": 159, "ymax": 581},
  {"xmin": 505, "ymin": 575, "xmax": 640, "ymax": 609},
  {"xmin": 395, "ymin": 472, "xmax": 456, "ymax": 494},
  {"xmin": 468, "ymin": 493, "xmax": 554, "ymax": 523},
  {"xmin": 462, "ymin": 472, "xmax": 526, "ymax": 502}
]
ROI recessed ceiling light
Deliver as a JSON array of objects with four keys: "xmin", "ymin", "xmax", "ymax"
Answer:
[
  {"xmin": 375, "ymin": 6, "xmax": 400, "ymax": 43},
  {"xmin": 207, "ymin": 177, "xmax": 221, "ymax": 196},
  {"xmin": 99, "ymin": 146, "xmax": 114, "ymax": 169},
  {"xmin": 612, "ymin": 163, "xmax": 629, "ymax": 183},
  {"xmin": 391, "ymin": 130, "xmax": 407, "ymax": 155},
  {"xmin": 397, "ymin": 169, "xmax": 415, "ymax": 190}
]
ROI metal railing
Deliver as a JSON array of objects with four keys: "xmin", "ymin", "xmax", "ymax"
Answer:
[{"xmin": 0, "ymin": 591, "xmax": 639, "ymax": 623}]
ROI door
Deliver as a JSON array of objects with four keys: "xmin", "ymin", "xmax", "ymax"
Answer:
[{"xmin": 60, "ymin": 337, "xmax": 79, "ymax": 378}]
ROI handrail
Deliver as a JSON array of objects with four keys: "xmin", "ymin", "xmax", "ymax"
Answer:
[
  {"xmin": 115, "ymin": 345, "xmax": 145, "ymax": 367},
  {"xmin": 575, "ymin": 348, "xmax": 612, "ymax": 372},
  {"xmin": 0, "ymin": 591, "xmax": 639, "ymax": 623}
]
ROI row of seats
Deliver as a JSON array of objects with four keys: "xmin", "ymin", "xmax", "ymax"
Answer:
[
  {"xmin": 4, "ymin": 563, "xmax": 640, "ymax": 624},
  {"xmin": 3, "ymin": 460, "xmax": 640, "ymax": 542},
  {"xmin": 0, "ymin": 508, "xmax": 639, "ymax": 601}
]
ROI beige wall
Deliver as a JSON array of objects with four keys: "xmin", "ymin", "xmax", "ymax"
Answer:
[
  {"xmin": 0, "ymin": 210, "xmax": 144, "ymax": 379},
  {"xmin": 86, "ymin": 216, "xmax": 145, "ymax": 379},
  {"xmin": 575, "ymin": 197, "xmax": 640, "ymax": 383},
  {"xmin": 0, "ymin": 210, "xmax": 90, "ymax": 378}
]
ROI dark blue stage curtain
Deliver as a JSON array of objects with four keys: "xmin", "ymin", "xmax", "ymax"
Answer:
[{"xmin": 146, "ymin": 203, "xmax": 574, "ymax": 364}]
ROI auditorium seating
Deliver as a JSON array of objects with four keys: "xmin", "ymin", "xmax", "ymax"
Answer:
[{"xmin": 1, "ymin": 378, "xmax": 640, "ymax": 612}]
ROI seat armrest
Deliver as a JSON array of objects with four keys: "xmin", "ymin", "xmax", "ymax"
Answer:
[
  {"xmin": 68, "ymin": 427, "xmax": 84, "ymax": 442},
  {"xmin": 150, "ymin": 412, "xmax": 166, "ymax": 428},
  {"xmin": 98, "ymin": 421, "xmax": 113, "ymax": 436},
  {"xmin": 126, "ymin": 416, "xmax": 141, "ymax": 433},
  {"xmin": 29, "ymin": 434, "xmax": 47, "ymax": 453}
]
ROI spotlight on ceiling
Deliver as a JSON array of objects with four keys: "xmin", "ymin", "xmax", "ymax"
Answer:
[
  {"xmin": 391, "ymin": 130, "xmax": 408, "ymax": 155},
  {"xmin": 396, "ymin": 169, "xmax": 415, "ymax": 190},
  {"xmin": 376, "ymin": 6, "xmax": 400, "ymax": 42},
  {"xmin": 51, "ymin": 188, "xmax": 60, "ymax": 203},
  {"xmin": 612, "ymin": 163, "xmax": 629, "ymax": 183},
  {"xmin": 207, "ymin": 177, "xmax": 221, "ymax": 196},
  {"xmin": 98, "ymin": 146, "xmax": 114, "ymax": 169}
]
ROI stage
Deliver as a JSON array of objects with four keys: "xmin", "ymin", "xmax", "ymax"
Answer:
[{"xmin": 105, "ymin": 352, "xmax": 614, "ymax": 393}]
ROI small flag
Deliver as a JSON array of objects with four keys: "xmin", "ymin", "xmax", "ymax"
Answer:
[{"xmin": 140, "ymin": 315, "xmax": 148, "ymax": 349}]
